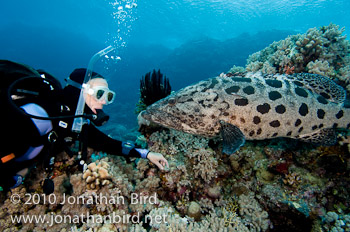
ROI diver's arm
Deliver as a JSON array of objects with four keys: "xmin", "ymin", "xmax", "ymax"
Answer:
[
  {"xmin": 86, "ymin": 124, "xmax": 146, "ymax": 158},
  {"xmin": 86, "ymin": 125, "xmax": 169, "ymax": 170}
]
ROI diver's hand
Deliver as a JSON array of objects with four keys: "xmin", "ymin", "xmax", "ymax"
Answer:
[{"xmin": 147, "ymin": 152, "xmax": 169, "ymax": 170}]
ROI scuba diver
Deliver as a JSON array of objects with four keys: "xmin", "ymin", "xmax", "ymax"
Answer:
[{"xmin": 0, "ymin": 59, "xmax": 168, "ymax": 193}]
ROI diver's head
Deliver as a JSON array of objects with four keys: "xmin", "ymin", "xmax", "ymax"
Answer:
[
  {"xmin": 64, "ymin": 68, "xmax": 115, "ymax": 127},
  {"xmin": 65, "ymin": 68, "xmax": 115, "ymax": 113},
  {"xmin": 83, "ymin": 78, "xmax": 115, "ymax": 114}
]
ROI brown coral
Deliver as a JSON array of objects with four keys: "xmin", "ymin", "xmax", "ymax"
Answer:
[
  {"xmin": 82, "ymin": 160, "xmax": 111, "ymax": 190},
  {"xmin": 283, "ymin": 172, "xmax": 302, "ymax": 187}
]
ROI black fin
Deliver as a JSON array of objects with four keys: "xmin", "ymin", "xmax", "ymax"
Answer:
[
  {"xmin": 219, "ymin": 121, "xmax": 245, "ymax": 154},
  {"xmin": 299, "ymin": 128, "xmax": 338, "ymax": 146},
  {"xmin": 290, "ymin": 73, "xmax": 346, "ymax": 104}
]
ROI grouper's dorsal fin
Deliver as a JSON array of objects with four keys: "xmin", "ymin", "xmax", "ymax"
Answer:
[
  {"xmin": 299, "ymin": 128, "xmax": 338, "ymax": 146},
  {"xmin": 219, "ymin": 121, "xmax": 245, "ymax": 154},
  {"xmin": 290, "ymin": 73, "xmax": 346, "ymax": 104}
]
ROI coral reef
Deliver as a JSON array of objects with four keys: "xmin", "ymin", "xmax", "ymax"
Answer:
[
  {"xmin": 238, "ymin": 193, "xmax": 270, "ymax": 231},
  {"xmin": 245, "ymin": 23, "xmax": 350, "ymax": 92},
  {"xmin": 1, "ymin": 23, "xmax": 350, "ymax": 232},
  {"xmin": 320, "ymin": 211, "xmax": 350, "ymax": 232}
]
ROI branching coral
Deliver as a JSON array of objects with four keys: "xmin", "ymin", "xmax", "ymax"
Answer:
[
  {"xmin": 188, "ymin": 148, "xmax": 218, "ymax": 184},
  {"xmin": 246, "ymin": 23, "xmax": 350, "ymax": 91},
  {"xmin": 282, "ymin": 172, "xmax": 302, "ymax": 188},
  {"xmin": 238, "ymin": 193, "xmax": 270, "ymax": 232},
  {"xmin": 83, "ymin": 160, "xmax": 111, "ymax": 190}
]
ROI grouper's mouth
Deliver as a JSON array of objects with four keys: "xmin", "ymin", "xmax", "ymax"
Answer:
[{"xmin": 140, "ymin": 108, "xmax": 183, "ymax": 130}]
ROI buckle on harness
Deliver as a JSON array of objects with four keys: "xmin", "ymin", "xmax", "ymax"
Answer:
[
  {"xmin": 48, "ymin": 131, "xmax": 58, "ymax": 143},
  {"xmin": 122, "ymin": 141, "xmax": 135, "ymax": 155}
]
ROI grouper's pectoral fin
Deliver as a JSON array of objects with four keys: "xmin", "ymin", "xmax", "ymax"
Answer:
[
  {"xmin": 219, "ymin": 120, "xmax": 245, "ymax": 154},
  {"xmin": 299, "ymin": 128, "xmax": 338, "ymax": 146}
]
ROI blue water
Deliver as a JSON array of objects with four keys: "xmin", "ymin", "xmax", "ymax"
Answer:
[{"xmin": 1, "ymin": 0, "xmax": 349, "ymax": 130}]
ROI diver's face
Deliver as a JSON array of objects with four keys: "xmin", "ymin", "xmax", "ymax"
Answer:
[{"xmin": 84, "ymin": 78, "xmax": 108, "ymax": 114}]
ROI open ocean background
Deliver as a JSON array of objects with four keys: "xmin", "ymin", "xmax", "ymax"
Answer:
[{"xmin": 1, "ymin": 0, "xmax": 349, "ymax": 132}]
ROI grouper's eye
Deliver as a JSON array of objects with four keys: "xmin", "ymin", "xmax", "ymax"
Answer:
[{"xmin": 168, "ymin": 98, "xmax": 176, "ymax": 106}]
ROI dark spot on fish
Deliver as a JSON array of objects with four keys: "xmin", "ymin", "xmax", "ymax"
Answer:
[
  {"xmin": 269, "ymin": 91, "xmax": 282, "ymax": 101},
  {"xmin": 317, "ymin": 96, "xmax": 328, "ymax": 105},
  {"xmin": 257, "ymin": 103, "xmax": 271, "ymax": 114},
  {"xmin": 299, "ymin": 103, "xmax": 308, "ymax": 116},
  {"xmin": 185, "ymin": 98, "xmax": 194, "ymax": 102},
  {"xmin": 287, "ymin": 131, "xmax": 292, "ymax": 136},
  {"xmin": 272, "ymin": 133, "xmax": 278, "ymax": 137},
  {"xmin": 249, "ymin": 131, "xmax": 255, "ymax": 136},
  {"xmin": 320, "ymin": 92, "xmax": 330, "ymax": 99},
  {"xmin": 194, "ymin": 108, "xmax": 200, "ymax": 113},
  {"xmin": 253, "ymin": 116, "xmax": 261, "ymax": 124},
  {"xmin": 336, "ymin": 110, "xmax": 344, "ymax": 119},
  {"xmin": 225, "ymin": 86, "xmax": 240, "ymax": 94},
  {"xmin": 319, "ymin": 124, "xmax": 324, "ymax": 128},
  {"xmin": 231, "ymin": 115, "xmax": 236, "ymax": 120},
  {"xmin": 294, "ymin": 81, "xmax": 304, "ymax": 87},
  {"xmin": 266, "ymin": 79, "xmax": 282, "ymax": 88},
  {"xmin": 213, "ymin": 95, "xmax": 219, "ymax": 102},
  {"xmin": 208, "ymin": 104, "xmax": 213, "ymax": 107},
  {"xmin": 269, "ymin": 120, "xmax": 280, "ymax": 128},
  {"xmin": 211, "ymin": 115, "xmax": 216, "ymax": 119},
  {"xmin": 317, "ymin": 109, "xmax": 325, "ymax": 119},
  {"xmin": 257, "ymin": 128, "xmax": 262, "ymax": 135},
  {"xmin": 298, "ymin": 127, "xmax": 304, "ymax": 133},
  {"xmin": 312, "ymin": 125, "xmax": 318, "ymax": 130},
  {"xmin": 235, "ymin": 98, "xmax": 249, "ymax": 106},
  {"xmin": 295, "ymin": 119, "xmax": 302, "ymax": 127},
  {"xmin": 333, "ymin": 123, "xmax": 338, "ymax": 128},
  {"xmin": 189, "ymin": 115, "xmax": 194, "ymax": 119},
  {"xmin": 233, "ymin": 77, "xmax": 252, "ymax": 83},
  {"xmin": 198, "ymin": 100, "xmax": 204, "ymax": 106},
  {"xmin": 243, "ymin": 86, "xmax": 255, "ymax": 95},
  {"xmin": 223, "ymin": 112, "xmax": 229, "ymax": 116},
  {"xmin": 295, "ymin": 87, "xmax": 308, "ymax": 98},
  {"xmin": 275, "ymin": 105, "xmax": 286, "ymax": 114},
  {"xmin": 240, "ymin": 118, "xmax": 246, "ymax": 123}
]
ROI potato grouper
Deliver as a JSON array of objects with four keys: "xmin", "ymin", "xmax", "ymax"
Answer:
[{"xmin": 139, "ymin": 72, "xmax": 350, "ymax": 154}]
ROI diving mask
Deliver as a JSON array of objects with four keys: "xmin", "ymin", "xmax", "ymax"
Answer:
[{"xmin": 85, "ymin": 85, "xmax": 116, "ymax": 104}]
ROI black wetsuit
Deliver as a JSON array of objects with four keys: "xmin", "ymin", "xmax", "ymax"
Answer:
[{"xmin": 0, "ymin": 67, "xmax": 147, "ymax": 191}]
